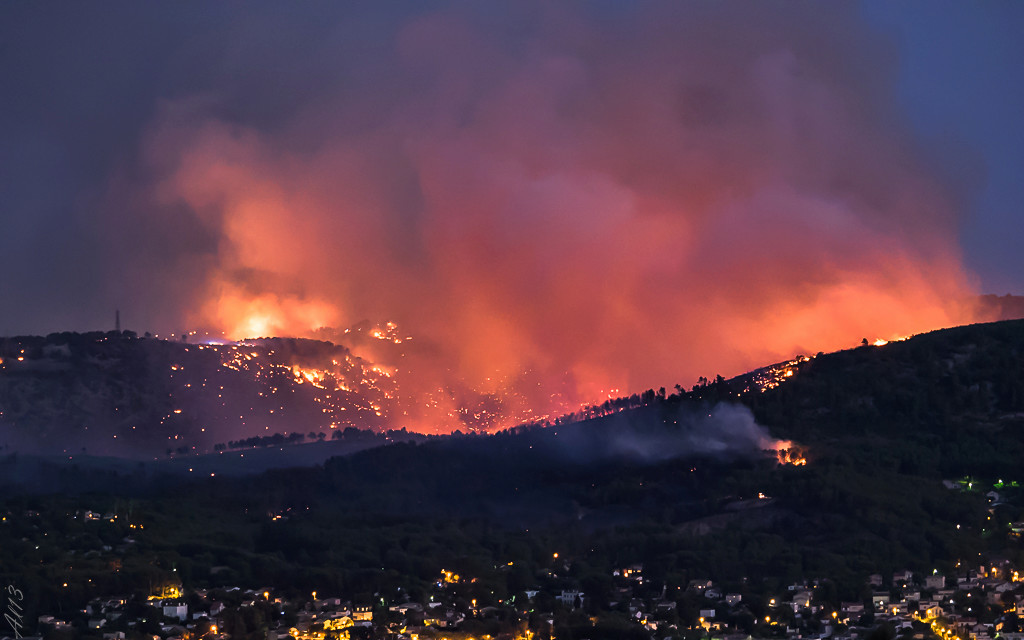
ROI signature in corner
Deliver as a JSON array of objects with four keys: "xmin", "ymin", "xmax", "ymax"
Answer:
[{"xmin": 5, "ymin": 584, "xmax": 23, "ymax": 639}]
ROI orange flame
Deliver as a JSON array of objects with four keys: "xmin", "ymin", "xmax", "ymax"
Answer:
[{"xmin": 765, "ymin": 439, "xmax": 808, "ymax": 466}]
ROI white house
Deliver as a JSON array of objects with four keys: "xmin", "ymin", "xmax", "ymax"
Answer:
[
  {"xmin": 162, "ymin": 604, "xmax": 188, "ymax": 622},
  {"xmin": 558, "ymin": 591, "xmax": 584, "ymax": 608}
]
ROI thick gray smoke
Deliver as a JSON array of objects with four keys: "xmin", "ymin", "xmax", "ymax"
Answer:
[{"xmin": 549, "ymin": 403, "xmax": 780, "ymax": 465}]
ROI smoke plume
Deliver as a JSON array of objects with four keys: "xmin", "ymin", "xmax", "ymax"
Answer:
[
  {"xmin": 550, "ymin": 403, "xmax": 784, "ymax": 465},
  {"xmin": 99, "ymin": 2, "xmax": 982, "ymax": 430}
]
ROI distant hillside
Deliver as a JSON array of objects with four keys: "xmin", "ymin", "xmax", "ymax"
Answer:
[
  {"xmin": 746, "ymin": 317, "xmax": 1024, "ymax": 476},
  {"xmin": 4, "ymin": 304, "xmax": 1023, "ymax": 460},
  {"xmin": 0, "ymin": 332, "xmax": 402, "ymax": 457},
  {"xmin": 0, "ymin": 326, "xmax": 586, "ymax": 459},
  {"xmin": 3, "ymin": 319, "xmax": 1024, "ymax": 611}
]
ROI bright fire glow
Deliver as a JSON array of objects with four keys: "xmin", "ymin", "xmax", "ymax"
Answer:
[
  {"xmin": 872, "ymin": 334, "xmax": 910, "ymax": 347},
  {"xmin": 768, "ymin": 441, "xmax": 809, "ymax": 466}
]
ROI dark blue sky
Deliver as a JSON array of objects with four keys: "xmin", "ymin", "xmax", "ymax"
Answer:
[{"xmin": 0, "ymin": 1, "xmax": 1022, "ymax": 344}]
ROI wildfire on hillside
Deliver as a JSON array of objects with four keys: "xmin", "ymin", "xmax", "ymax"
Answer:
[
  {"xmin": 871, "ymin": 334, "xmax": 911, "ymax": 347},
  {"xmin": 188, "ymin": 327, "xmax": 591, "ymax": 435},
  {"xmin": 767, "ymin": 440, "xmax": 809, "ymax": 466},
  {"xmin": 174, "ymin": 321, "xmax": 835, "ymax": 445},
  {"xmin": 747, "ymin": 356, "xmax": 813, "ymax": 393}
]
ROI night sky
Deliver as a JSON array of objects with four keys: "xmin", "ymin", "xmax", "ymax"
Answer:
[{"xmin": 2, "ymin": 1, "xmax": 1022, "ymax": 400}]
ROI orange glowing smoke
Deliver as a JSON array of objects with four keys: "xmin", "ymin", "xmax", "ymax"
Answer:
[
  {"xmin": 206, "ymin": 285, "xmax": 338, "ymax": 340},
  {"xmin": 120, "ymin": 3, "xmax": 989, "ymax": 432}
]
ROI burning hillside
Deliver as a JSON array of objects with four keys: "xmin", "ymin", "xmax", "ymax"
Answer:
[
  {"xmin": 0, "ymin": 328, "xmax": 598, "ymax": 458},
  {"xmin": 0, "ymin": 325, "xmax": 812, "ymax": 460}
]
